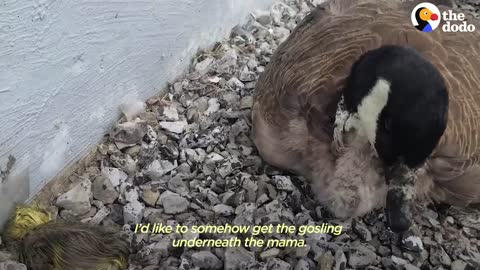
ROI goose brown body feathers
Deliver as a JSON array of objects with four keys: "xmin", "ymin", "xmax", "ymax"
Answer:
[{"xmin": 252, "ymin": 0, "xmax": 480, "ymax": 225}]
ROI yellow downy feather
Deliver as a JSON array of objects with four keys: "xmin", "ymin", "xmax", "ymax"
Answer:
[
  {"xmin": 3, "ymin": 204, "xmax": 130, "ymax": 270},
  {"xmin": 4, "ymin": 204, "xmax": 52, "ymax": 241}
]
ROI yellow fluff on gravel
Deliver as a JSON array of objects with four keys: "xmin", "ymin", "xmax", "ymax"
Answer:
[
  {"xmin": 4, "ymin": 204, "xmax": 52, "ymax": 241},
  {"xmin": 2, "ymin": 204, "xmax": 130, "ymax": 270}
]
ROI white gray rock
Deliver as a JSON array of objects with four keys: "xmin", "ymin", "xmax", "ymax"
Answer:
[
  {"xmin": 160, "ymin": 121, "xmax": 187, "ymax": 134},
  {"xmin": 319, "ymin": 252, "xmax": 335, "ymax": 270},
  {"xmin": 233, "ymin": 203, "xmax": 256, "ymax": 226},
  {"xmin": 353, "ymin": 221, "xmax": 372, "ymax": 242},
  {"xmin": 429, "ymin": 246, "xmax": 452, "ymax": 266},
  {"xmin": 161, "ymin": 104, "xmax": 180, "ymax": 121},
  {"xmin": 192, "ymin": 97, "xmax": 209, "ymax": 113},
  {"xmin": 451, "ymin": 260, "xmax": 468, "ymax": 270},
  {"xmin": 195, "ymin": 57, "xmax": 214, "ymax": 75},
  {"xmin": 217, "ymin": 49, "xmax": 238, "ymax": 73},
  {"xmin": 145, "ymin": 160, "xmax": 178, "ymax": 180},
  {"xmin": 273, "ymin": 27, "xmax": 290, "ymax": 43},
  {"xmin": 254, "ymin": 10, "xmax": 272, "ymax": 26},
  {"xmin": 92, "ymin": 175, "xmax": 119, "ymax": 204},
  {"xmin": 213, "ymin": 204, "xmax": 235, "ymax": 216},
  {"xmin": 334, "ymin": 250, "xmax": 347, "ymax": 270},
  {"xmin": 206, "ymin": 152, "xmax": 225, "ymax": 163},
  {"xmin": 205, "ymin": 98, "xmax": 220, "ymax": 116},
  {"xmin": 239, "ymin": 96, "xmax": 253, "ymax": 110},
  {"xmin": 239, "ymin": 67, "xmax": 255, "ymax": 82},
  {"xmin": 168, "ymin": 176, "xmax": 190, "ymax": 196},
  {"xmin": 141, "ymin": 188, "xmax": 160, "ymax": 207},
  {"xmin": 101, "ymin": 167, "xmax": 128, "ymax": 187},
  {"xmin": 272, "ymin": 175, "xmax": 294, "ymax": 191},
  {"xmin": 227, "ymin": 77, "xmax": 245, "ymax": 90},
  {"xmin": 247, "ymin": 59, "xmax": 258, "ymax": 70},
  {"xmin": 119, "ymin": 183, "xmax": 140, "ymax": 204},
  {"xmin": 224, "ymin": 247, "xmax": 255, "ymax": 270},
  {"xmin": 404, "ymin": 264, "xmax": 421, "ymax": 270},
  {"xmin": 294, "ymin": 259, "xmax": 311, "ymax": 270},
  {"xmin": 260, "ymin": 248, "xmax": 280, "ymax": 260},
  {"xmin": 182, "ymin": 228, "xmax": 199, "ymax": 241},
  {"xmin": 402, "ymin": 233, "xmax": 424, "ymax": 252},
  {"xmin": 348, "ymin": 243, "xmax": 378, "ymax": 268},
  {"xmin": 391, "ymin": 255, "xmax": 409, "ymax": 266},
  {"xmin": 258, "ymin": 42, "xmax": 273, "ymax": 55},
  {"xmin": 191, "ymin": 251, "xmax": 222, "ymax": 270},
  {"xmin": 110, "ymin": 120, "xmax": 147, "ymax": 145},
  {"xmin": 123, "ymin": 200, "xmax": 145, "ymax": 225},
  {"xmin": 89, "ymin": 205, "xmax": 110, "ymax": 225},
  {"xmin": 143, "ymin": 207, "xmax": 164, "ymax": 224},
  {"xmin": 256, "ymin": 193, "xmax": 270, "ymax": 205},
  {"xmin": 56, "ymin": 179, "xmax": 92, "ymax": 215},
  {"xmin": 267, "ymin": 258, "xmax": 291, "ymax": 270},
  {"xmin": 110, "ymin": 154, "xmax": 137, "ymax": 175},
  {"xmin": 158, "ymin": 191, "xmax": 190, "ymax": 214}
]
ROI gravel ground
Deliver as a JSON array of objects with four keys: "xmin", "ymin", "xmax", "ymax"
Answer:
[{"xmin": 1, "ymin": 1, "xmax": 480, "ymax": 270}]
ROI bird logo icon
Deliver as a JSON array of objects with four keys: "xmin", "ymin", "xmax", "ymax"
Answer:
[{"xmin": 411, "ymin": 3, "xmax": 441, "ymax": 32}]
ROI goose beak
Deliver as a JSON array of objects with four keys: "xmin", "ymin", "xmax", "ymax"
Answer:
[
  {"xmin": 385, "ymin": 162, "xmax": 415, "ymax": 233},
  {"xmin": 430, "ymin": 13, "xmax": 439, "ymax": 21},
  {"xmin": 386, "ymin": 187, "xmax": 412, "ymax": 233}
]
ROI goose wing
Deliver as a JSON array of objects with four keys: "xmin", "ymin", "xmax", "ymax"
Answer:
[{"xmin": 426, "ymin": 18, "xmax": 480, "ymax": 207}]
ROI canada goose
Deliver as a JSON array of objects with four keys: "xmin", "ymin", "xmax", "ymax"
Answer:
[
  {"xmin": 414, "ymin": 6, "xmax": 439, "ymax": 32},
  {"xmin": 252, "ymin": 0, "xmax": 480, "ymax": 233},
  {"xmin": 2, "ymin": 204, "xmax": 129, "ymax": 270}
]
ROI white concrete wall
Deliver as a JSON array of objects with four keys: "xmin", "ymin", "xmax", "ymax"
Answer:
[{"xmin": 0, "ymin": 0, "xmax": 274, "ymax": 225}]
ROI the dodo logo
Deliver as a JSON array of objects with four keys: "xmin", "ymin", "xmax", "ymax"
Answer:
[
  {"xmin": 411, "ymin": 3, "xmax": 441, "ymax": 32},
  {"xmin": 411, "ymin": 2, "xmax": 476, "ymax": 33}
]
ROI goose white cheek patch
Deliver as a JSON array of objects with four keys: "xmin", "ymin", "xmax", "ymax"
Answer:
[
  {"xmin": 357, "ymin": 78, "xmax": 391, "ymax": 150},
  {"xmin": 334, "ymin": 78, "xmax": 390, "ymax": 151},
  {"xmin": 334, "ymin": 99, "xmax": 364, "ymax": 150},
  {"xmin": 333, "ymin": 96, "xmax": 349, "ymax": 147},
  {"xmin": 333, "ymin": 96, "xmax": 361, "ymax": 149}
]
